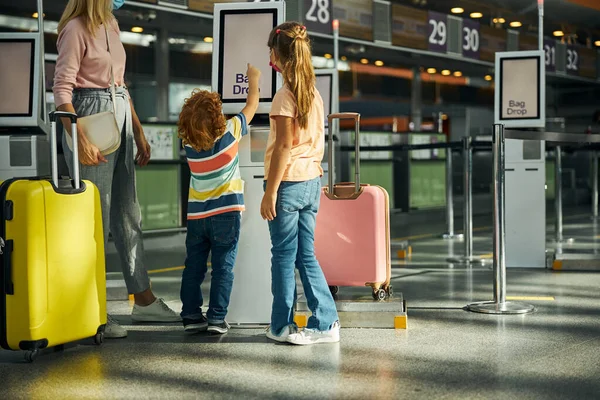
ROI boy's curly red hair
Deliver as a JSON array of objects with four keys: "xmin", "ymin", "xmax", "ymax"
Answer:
[{"xmin": 177, "ymin": 89, "xmax": 227, "ymax": 152}]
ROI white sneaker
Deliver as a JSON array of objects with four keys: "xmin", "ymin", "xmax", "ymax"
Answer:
[
  {"xmin": 104, "ymin": 315, "xmax": 128, "ymax": 339},
  {"xmin": 131, "ymin": 298, "xmax": 182, "ymax": 323},
  {"xmin": 266, "ymin": 324, "xmax": 298, "ymax": 343},
  {"xmin": 287, "ymin": 321, "xmax": 340, "ymax": 345}
]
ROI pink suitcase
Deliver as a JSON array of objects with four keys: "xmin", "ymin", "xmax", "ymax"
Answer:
[{"xmin": 315, "ymin": 113, "xmax": 392, "ymax": 301}]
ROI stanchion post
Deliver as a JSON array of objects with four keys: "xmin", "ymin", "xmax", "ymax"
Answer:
[
  {"xmin": 553, "ymin": 146, "xmax": 573, "ymax": 243},
  {"xmin": 441, "ymin": 113, "xmax": 462, "ymax": 240},
  {"xmin": 592, "ymin": 151, "xmax": 599, "ymax": 220},
  {"xmin": 464, "ymin": 136, "xmax": 473, "ymax": 259},
  {"xmin": 446, "ymin": 137, "xmax": 489, "ymax": 265},
  {"xmin": 467, "ymin": 124, "xmax": 535, "ymax": 314},
  {"xmin": 555, "ymin": 146, "xmax": 563, "ymax": 242}
]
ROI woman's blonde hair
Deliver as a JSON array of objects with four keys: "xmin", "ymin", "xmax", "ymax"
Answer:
[
  {"xmin": 57, "ymin": 0, "xmax": 114, "ymax": 36},
  {"xmin": 268, "ymin": 22, "xmax": 315, "ymax": 129}
]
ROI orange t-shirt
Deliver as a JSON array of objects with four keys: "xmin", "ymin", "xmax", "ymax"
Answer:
[{"xmin": 264, "ymin": 86, "xmax": 324, "ymax": 182}]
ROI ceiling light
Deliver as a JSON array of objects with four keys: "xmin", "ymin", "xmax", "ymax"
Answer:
[
  {"xmin": 32, "ymin": 12, "xmax": 45, "ymax": 18},
  {"xmin": 341, "ymin": 56, "xmax": 347, "ymax": 61},
  {"xmin": 360, "ymin": 58, "xmax": 369, "ymax": 64},
  {"xmin": 509, "ymin": 21, "xmax": 522, "ymax": 28},
  {"xmin": 451, "ymin": 7, "xmax": 464, "ymax": 14},
  {"xmin": 131, "ymin": 26, "xmax": 144, "ymax": 33},
  {"xmin": 427, "ymin": 68, "xmax": 437, "ymax": 74},
  {"xmin": 324, "ymin": 53, "xmax": 332, "ymax": 59},
  {"xmin": 498, "ymin": 18, "xmax": 506, "ymax": 23},
  {"xmin": 374, "ymin": 60, "xmax": 384, "ymax": 67},
  {"xmin": 485, "ymin": 75, "xmax": 493, "ymax": 81},
  {"xmin": 203, "ymin": 37, "xmax": 213, "ymax": 43},
  {"xmin": 470, "ymin": 12, "xmax": 483, "ymax": 18},
  {"xmin": 453, "ymin": 71, "xmax": 463, "ymax": 77},
  {"xmin": 595, "ymin": 40, "xmax": 600, "ymax": 47},
  {"xmin": 553, "ymin": 30, "xmax": 564, "ymax": 37},
  {"xmin": 441, "ymin": 70, "xmax": 451, "ymax": 76}
]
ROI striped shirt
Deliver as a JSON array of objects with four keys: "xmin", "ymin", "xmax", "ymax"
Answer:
[{"xmin": 184, "ymin": 113, "xmax": 248, "ymax": 219}]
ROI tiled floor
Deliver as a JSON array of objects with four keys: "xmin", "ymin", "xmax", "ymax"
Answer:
[{"xmin": 1, "ymin": 211, "xmax": 600, "ymax": 399}]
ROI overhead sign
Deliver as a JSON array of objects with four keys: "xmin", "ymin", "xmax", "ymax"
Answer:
[
  {"xmin": 495, "ymin": 50, "xmax": 545, "ymax": 128},
  {"xmin": 391, "ymin": 4, "xmax": 427, "ymax": 49},
  {"xmin": 462, "ymin": 19, "xmax": 480, "ymax": 59},
  {"xmin": 303, "ymin": 0, "xmax": 333, "ymax": 35},
  {"xmin": 333, "ymin": 0, "xmax": 373, "ymax": 41},
  {"xmin": 427, "ymin": 11, "xmax": 447, "ymax": 53}
]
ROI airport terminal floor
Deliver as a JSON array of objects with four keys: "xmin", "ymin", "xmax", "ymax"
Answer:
[{"xmin": 2, "ymin": 208, "xmax": 600, "ymax": 399}]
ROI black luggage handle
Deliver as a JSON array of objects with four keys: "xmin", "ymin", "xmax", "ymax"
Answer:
[
  {"xmin": 2, "ymin": 239, "xmax": 14, "ymax": 295},
  {"xmin": 49, "ymin": 111, "xmax": 77, "ymax": 123}
]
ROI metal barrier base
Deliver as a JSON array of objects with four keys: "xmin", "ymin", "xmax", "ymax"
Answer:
[
  {"xmin": 467, "ymin": 301, "xmax": 535, "ymax": 314},
  {"xmin": 296, "ymin": 292, "xmax": 407, "ymax": 329},
  {"xmin": 551, "ymin": 254, "xmax": 600, "ymax": 271},
  {"xmin": 446, "ymin": 256, "xmax": 492, "ymax": 265},
  {"xmin": 549, "ymin": 238, "xmax": 575, "ymax": 245},
  {"xmin": 442, "ymin": 233, "xmax": 464, "ymax": 240}
]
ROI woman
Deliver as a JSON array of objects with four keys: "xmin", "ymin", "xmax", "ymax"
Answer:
[
  {"xmin": 261, "ymin": 22, "xmax": 340, "ymax": 345},
  {"xmin": 53, "ymin": 0, "xmax": 181, "ymax": 339}
]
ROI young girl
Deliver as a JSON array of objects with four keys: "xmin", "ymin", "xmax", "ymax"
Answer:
[{"xmin": 261, "ymin": 22, "xmax": 340, "ymax": 345}]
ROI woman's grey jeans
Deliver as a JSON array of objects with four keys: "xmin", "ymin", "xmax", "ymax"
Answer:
[{"xmin": 62, "ymin": 87, "xmax": 151, "ymax": 295}]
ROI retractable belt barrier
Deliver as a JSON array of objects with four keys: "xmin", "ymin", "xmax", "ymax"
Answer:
[
  {"xmin": 338, "ymin": 135, "xmax": 599, "ymax": 272},
  {"xmin": 467, "ymin": 126, "xmax": 600, "ymax": 315}
]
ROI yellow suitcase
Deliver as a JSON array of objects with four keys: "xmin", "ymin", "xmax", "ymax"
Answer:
[{"xmin": 0, "ymin": 111, "xmax": 106, "ymax": 362}]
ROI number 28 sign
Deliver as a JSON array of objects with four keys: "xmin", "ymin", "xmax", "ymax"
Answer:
[{"xmin": 303, "ymin": 0, "xmax": 332, "ymax": 35}]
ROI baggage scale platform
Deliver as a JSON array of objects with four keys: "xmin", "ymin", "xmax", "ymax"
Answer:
[{"xmin": 294, "ymin": 292, "xmax": 407, "ymax": 330}]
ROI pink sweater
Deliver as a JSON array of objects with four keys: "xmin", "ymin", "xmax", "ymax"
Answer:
[{"xmin": 53, "ymin": 17, "xmax": 126, "ymax": 107}]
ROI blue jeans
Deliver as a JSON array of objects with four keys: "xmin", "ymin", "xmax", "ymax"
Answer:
[
  {"xmin": 265, "ymin": 178, "xmax": 339, "ymax": 334},
  {"xmin": 180, "ymin": 212, "xmax": 241, "ymax": 324}
]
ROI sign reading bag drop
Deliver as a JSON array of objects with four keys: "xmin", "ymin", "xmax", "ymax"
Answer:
[
  {"xmin": 495, "ymin": 50, "xmax": 545, "ymax": 128},
  {"xmin": 212, "ymin": 2, "xmax": 284, "ymax": 115}
]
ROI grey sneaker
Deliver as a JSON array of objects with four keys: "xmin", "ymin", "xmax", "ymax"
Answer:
[
  {"xmin": 207, "ymin": 321, "xmax": 231, "ymax": 335},
  {"xmin": 131, "ymin": 298, "xmax": 182, "ymax": 323},
  {"xmin": 105, "ymin": 315, "xmax": 128, "ymax": 339},
  {"xmin": 183, "ymin": 315, "xmax": 208, "ymax": 333},
  {"xmin": 266, "ymin": 324, "xmax": 298, "ymax": 343}
]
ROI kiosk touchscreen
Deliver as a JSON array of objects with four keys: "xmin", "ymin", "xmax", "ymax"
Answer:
[
  {"xmin": 212, "ymin": 1, "xmax": 285, "ymax": 325},
  {"xmin": 212, "ymin": 2, "xmax": 284, "ymax": 115},
  {"xmin": 0, "ymin": 33, "xmax": 43, "ymax": 130}
]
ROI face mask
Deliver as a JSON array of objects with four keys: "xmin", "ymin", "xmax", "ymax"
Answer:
[
  {"xmin": 113, "ymin": 0, "xmax": 125, "ymax": 10},
  {"xmin": 269, "ymin": 61, "xmax": 282, "ymax": 73}
]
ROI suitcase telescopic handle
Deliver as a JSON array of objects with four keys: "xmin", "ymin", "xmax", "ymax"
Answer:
[
  {"xmin": 49, "ymin": 111, "xmax": 80, "ymax": 190},
  {"xmin": 327, "ymin": 112, "xmax": 361, "ymax": 194}
]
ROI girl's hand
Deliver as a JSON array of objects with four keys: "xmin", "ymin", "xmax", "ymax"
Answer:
[{"xmin": 260, "ymin": 192, "xmax": 277, "ymax": 221}]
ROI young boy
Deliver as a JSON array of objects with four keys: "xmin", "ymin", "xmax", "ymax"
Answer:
[{"xmin": 177, "ymin": 64, "xmax": 260, "ymax": 334}]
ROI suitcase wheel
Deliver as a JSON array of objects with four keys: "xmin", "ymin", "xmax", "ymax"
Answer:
[
  {"xmin": 328, "ymin": 286, "xmax": 339, "ymax": 296},
  {"xmin": 24, "ymin": 349, "xmax": 39, "ymax": 363},
  {"xmin": 373, "ymin": 288, "xmax": 387, "ymax": 301},
  {"xmin": 94, "ymin": 332, "xmax": 104, "ymax": 346}
]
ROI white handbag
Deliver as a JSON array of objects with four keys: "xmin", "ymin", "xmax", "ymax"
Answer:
[{"xmin": 65, "ymin": 25, "xmax": 121, "ymax": 156}]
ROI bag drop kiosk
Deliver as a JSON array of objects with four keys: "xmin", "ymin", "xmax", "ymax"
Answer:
[
  {"xmin": 0, "ymin": 32, "xmax": 50, "ymax": 181},
  {"xmin": 211, "ymin": 1, "xmax": 285, "ymax": 325}
]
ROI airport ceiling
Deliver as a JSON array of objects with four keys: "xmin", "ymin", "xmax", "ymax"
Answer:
[
  {"xmin": 1, "ymin": 0, "xmax": 599, "ymax": 39},
  {"xmin": 0, "ymin": 0, "xmax": 598, "ymax": 86}
]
